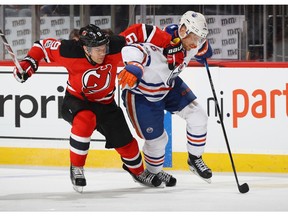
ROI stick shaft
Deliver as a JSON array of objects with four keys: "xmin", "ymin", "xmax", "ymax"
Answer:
[
  {"xmin": 204, "ymin": 59, "xmax": 241, "ymax": 187},
  {"xmin": 0, "ymin": 29, "xmax": 24, "ymax": 74}
]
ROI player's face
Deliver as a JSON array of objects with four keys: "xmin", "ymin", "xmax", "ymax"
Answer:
[
  {"xmin": 179, "ymin": 25, "xmax": 205, "ymax": 51},
  {"xmin": 181, "ymin": 33, "xmax": 205, "ymax": 51},
  {"xmin": 86, "ymin": 44, "xmax": 107, "ymax": 64}
]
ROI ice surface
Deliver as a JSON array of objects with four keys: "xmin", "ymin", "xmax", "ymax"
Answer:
[{"xmin": 0, "ymin": 166, "xmax": 287, "ymax": 213}]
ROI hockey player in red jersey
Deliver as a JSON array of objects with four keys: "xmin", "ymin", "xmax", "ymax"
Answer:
[
  {"xmin": 118, "ymin": 11, "xmax": 213, "ymax": 186},
  {"xmin": 13, "ymin": 23, "xmax": 174, "ymax": 192}
]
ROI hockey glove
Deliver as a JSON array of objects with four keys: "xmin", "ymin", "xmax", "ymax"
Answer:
[
  {"xmin": 194, "ymin": 41, "xmax": 213, "ymax": 65},
  {"xmin": 118, "ymin": 62, "xmax": 143, "ymax": 89},
  {"xmin": 163, "ymin": 38, "xmax": 185, "ymax": 70},
  {"xmin": 13, "ymin": 56, "xmax": 38, "ymax": 83}
]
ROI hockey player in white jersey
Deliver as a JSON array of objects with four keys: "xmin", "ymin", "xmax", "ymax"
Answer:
[{"xmin": 117, "ymin": 11, "xmax": 213, "ymax": 186}]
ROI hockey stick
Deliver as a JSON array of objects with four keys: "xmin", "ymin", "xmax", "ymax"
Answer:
[
  {"xmin": 0, "ymin": 29, "xmax": 24, "ymax": 75},
  {"xmin": 204, "ymin": 59, "xmax": 249, "ymax": 194}
]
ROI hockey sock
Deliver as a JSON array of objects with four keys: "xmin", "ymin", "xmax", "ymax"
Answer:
[
  {"xmin": 70, "ymin": 110, "xmax": 95, "ymax": 167},
  {"xmin": 115, "ymin": 138, "xmax": 144, "ymax": 175}
]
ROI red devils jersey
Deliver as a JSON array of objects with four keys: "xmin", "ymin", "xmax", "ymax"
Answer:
[
  {"xmin": 120, "ymin": 23, "xmax": 172, "ymax": 48},
  {"xmin": 26, "ymin": 24, "xmax": 172, "ymax": 104}
]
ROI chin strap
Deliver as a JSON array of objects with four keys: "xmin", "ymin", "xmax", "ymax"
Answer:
[
  {"xmin": 85, "ymin": 52, "xmax": 97, "ymax": 66},
  {"xmin": 83, "ymin": 46, "xmax": 97, "ymax": 66}
]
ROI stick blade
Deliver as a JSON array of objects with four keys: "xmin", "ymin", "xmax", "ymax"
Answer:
[{"xmin": 239, "ymin": 183, "xmax": 249, "ymax": 193}]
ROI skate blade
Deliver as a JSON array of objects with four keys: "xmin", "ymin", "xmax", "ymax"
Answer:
[
  {"xmin": 138, "ymin": 181, "xmax": 166, "ymax": 188},
  {"xmin": 202, "ymin": 177, "xmax": 211, "ymax": 184},
  {"xmin": 130, "ymin": 176, "xmax": 165, "ymax": 188},
  {"xmin": 189, "ymin": 167, "xmax": 212, "ymax": 184},
  {"xmin": 73, "ymin": 185, "xmax": 84, "ymax": 193}
]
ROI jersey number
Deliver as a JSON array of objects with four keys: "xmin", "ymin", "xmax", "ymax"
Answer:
[
  {"xmin": 125, "ymin": 33, "xmax": 138, "ymax": 45},
  {"xmin": 45, "ymin": 40, "xmax": 61, "ymax": 50}
]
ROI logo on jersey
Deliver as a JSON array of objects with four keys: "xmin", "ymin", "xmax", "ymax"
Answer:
[
  {"xmin": 82, "ymin": 64, "xmax": 112, "ymax": 94},
  {"xmin": 146, "ymin": 127, "xmax": 154, "ymax": 133}
]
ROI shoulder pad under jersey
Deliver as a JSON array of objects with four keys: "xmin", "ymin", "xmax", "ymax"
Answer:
[
  {"xmin": 108, "ymin": 35, "xmax": 126, "ymax": 54},
  {"xmin": 163, "ymin": 24, "xmax": 179, "ymax": 39},
  {"xmin": 59, "ymin": 40, "xmax": 85, "ymax": 58}
]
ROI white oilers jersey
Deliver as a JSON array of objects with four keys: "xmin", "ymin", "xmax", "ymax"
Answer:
[{"xmin": 121, "ymin": 43, "xmax": 199, "ymax": 102}]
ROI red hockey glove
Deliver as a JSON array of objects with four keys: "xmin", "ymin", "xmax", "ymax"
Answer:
[
  {"xmin": 163, "ymin": 38, "xmax": 185, "ymax": 70},
  {"xmin": 194, "ymin": 41, "xmax": 213, "ymax": 65},
  {"xmin": 118, "ymin": 62, "xmax": 143, "ymax": 89},
  {"xmin": 13, "ymin": 56, "xmax": 38, "ymax": 83}
]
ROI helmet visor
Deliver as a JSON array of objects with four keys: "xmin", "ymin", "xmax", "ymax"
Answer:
[{"xmin": 90, "ymin": 44, "xmax": 109, "ymax": 54}]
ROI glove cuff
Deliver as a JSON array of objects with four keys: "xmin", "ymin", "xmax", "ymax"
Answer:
[
  {"xmin": 23, "ymin": 56, "xmax": 38, "ymax": 72},
  {"xmin": 125, "ymin": 62, "xmax": 143, "ymax": 80},
  {"xmin": 196, "ymin": 41, "xmax": 209, "ymax": 56}
]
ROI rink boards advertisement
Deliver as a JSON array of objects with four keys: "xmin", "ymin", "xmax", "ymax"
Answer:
[{"xmin": 0, "ymin": 63, "xmax": 288, "ymax": 172}]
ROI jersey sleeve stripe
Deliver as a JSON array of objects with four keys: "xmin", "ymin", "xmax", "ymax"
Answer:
[
  {"xmin": 146, "ymin": 26, "xmax": 157, "ymax": 43},
  {"xmin": 141, "ymin": 24, "xmax": 148, "ymax": 41},
  {"xmin": 37, "ymin": 40, "xmax": 51, "ymax": 63}
]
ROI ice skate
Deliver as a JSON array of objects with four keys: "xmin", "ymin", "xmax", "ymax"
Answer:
[
  {"xmin": 122, "ymin": 164, "xmax": 162, "ymax": 187},
  {"xmin": 188, "ymin": 154, "xmax": 212, "ymax": 184},
  {"xmin": 157, "ymin": 170, "xmax": 177, "ymax": 187},
  {"xmin": 70, "ymin": 165, "xmax": 86, "ymax": 193}
]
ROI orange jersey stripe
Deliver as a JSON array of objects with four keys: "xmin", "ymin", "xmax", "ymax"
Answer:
[
  {"xmin": 138, "ymin": 85, "xmax": 172, "ymax": 93},
  {"xmin": 126, "ymin": 91, "xmax": 143, "ymax": 139}
]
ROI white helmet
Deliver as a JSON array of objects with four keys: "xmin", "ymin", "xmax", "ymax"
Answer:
[{"xmin": 179, "ymin": 11, "xmax": 208, "ymax": 39}]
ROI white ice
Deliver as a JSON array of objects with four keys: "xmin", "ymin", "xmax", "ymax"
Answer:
[{"xmin": 0, "ymin": 166, "xmax": 288, "ymax": 213}]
